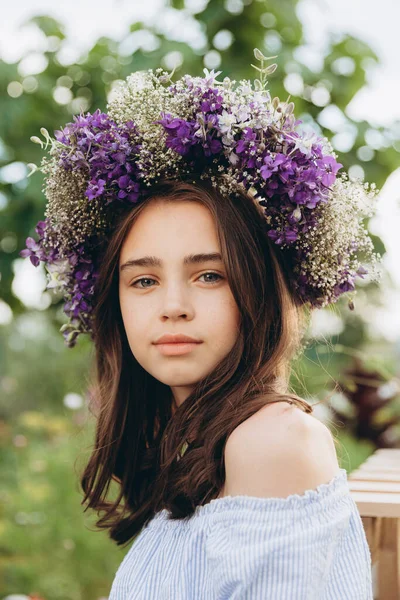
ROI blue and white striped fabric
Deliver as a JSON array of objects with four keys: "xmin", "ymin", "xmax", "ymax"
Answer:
[{"xmin": 108, "ymin": 467, "xmax": 373, "ymax": 599}]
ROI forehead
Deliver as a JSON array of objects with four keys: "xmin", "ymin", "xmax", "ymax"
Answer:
[{"xmin": 120, "ymin": 200, "xmax": 220, "ymax": 260}]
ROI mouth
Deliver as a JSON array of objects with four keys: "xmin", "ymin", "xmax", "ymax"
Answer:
[{"xmin": 155, "ymin": 341, "xmax": 203, "ymax": 356}]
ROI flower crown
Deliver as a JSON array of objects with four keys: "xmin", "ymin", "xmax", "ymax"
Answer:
[{"xmin": 21, "ymin": 48, "xmax": 382, "ymax": 348}]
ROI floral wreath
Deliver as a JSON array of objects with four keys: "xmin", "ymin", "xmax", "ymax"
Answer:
[{"xmin": 20, "ymin": 48, "xmax": 382, "ymax": 347}]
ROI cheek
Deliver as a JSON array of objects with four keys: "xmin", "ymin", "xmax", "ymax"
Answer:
[
  {"xmin": 226, "ymin": 304, "xmax": 241, "ymax": 343},
  {"xmin": 120, "ymin": 294, "xmax": 149, "ymax": 340},
  {"xmin": 207, "ymin": 293, "xmax": 240, "ymax": 342}
]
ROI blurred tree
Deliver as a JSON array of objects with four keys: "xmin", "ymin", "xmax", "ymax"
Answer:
[{"xmin": 333, "ymin": 357, "xmax": 400, "ymax": 448}]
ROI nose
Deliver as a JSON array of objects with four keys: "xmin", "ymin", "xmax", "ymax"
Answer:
[{"xmin": 160, "ymin": 281, "xmax": 194, "ymax": 321}]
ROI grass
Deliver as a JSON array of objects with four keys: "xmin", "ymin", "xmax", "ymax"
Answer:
[{"xmin": 1, "ymin": 410, "xmax": 127, "ymax": 600}]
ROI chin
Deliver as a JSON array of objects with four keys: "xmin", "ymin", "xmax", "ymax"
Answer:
[
  {"xmin": 156, "ymin": 371, "xmax": 204, "ymax": 387},
  {"xmin": 163, "ymin": 376, "xmax": 201, "ymax": 387}
]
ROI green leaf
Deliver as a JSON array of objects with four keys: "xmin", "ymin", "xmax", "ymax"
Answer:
[
  {"xmin": 253, "ymin": 48, "xmax": 278, "ymax": 62},
  {"xmin": 168, "ymin": 0, "xmax": 185, "ymax": 8},
  {"xmin": 254, "ymin": 48, "xmax": 267, "ymax": 61},
  {"xmin": 129, "ymin": 22, "xmax": 145, "ymax": 33}
]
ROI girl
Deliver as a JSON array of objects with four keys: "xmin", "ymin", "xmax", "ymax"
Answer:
[
  {"xmin": 21, "ymin": 54, "xmax": 378, "ymax": 599},
  {"xmin": 81, "ymin": 179, "xmax": 372, "ymax": 599}
]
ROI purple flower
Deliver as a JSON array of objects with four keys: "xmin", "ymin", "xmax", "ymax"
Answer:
[
  {"xmin": 19, "ymin": 219, "xmax": 56, "ymax": 267},
  {"xmin": 234, "ymin": 128, "xmax": 260, "ymax": 169},
  {"xmin": 85, "ymin": 178, "xmax": 106, "ymax": 200},
  {"xmin": 35, "ymin": 220, "xmax": 47, "ymax": 237},
  {"xmin": 260, "ymin": 153, "xmax": 291, "ymax": 180},
  {"xmin": 111, "ymin": 152, "xmax": 127, "ymax": 164},
  {"xmin": 334, "ymin": 278, "xmax": 355, "ymax": 294},
  {"xmin": 55, "ymin": 108, "xmax": 142, "ymax": 207},
  {"xmin": 267, "ymin": 226, "xmax": 298, "ymax": 245},
  {"xmin": 202, "ymin": 134, "xmax": 223, "ymax": 157},
  {"xmin": 156, "ymin": 113, "xmax": 199, "ymax": 156},
  {"xmin": 156, "ymin": 86, "xmax": 226, "ymax": 162},
  {"xmin": 19, "ymin": 237, "xmax": 41, "ymax": 267},
  {"xmin": 199, "ymin": 88, "xmax": 224, "ymax": 113},
  {"xmin": 118, "ymin": 175, "xmax": 130, "ymax": 189},
  {"xmin": 356, "ymin": 265, "xmax": 368, "ymax": 278},
  {"xmin": 255, "ymin": 142, "xmax": 345, "ymax": 255},
  {"xmin": 116, "ymin": 181, "xmax": 141, "ymax": 203},
  {"xmin": 316, "ymin": 156, "xmax": 343, "ymax": 187},
  {"xmin": 62, "ymin": 254, "xmax": 98, "ymax": 322}
]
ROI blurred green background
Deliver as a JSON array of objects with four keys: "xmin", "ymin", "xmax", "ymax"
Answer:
[{"xmin": 1, "ymin": 0, "xmax": 400, "ymax": 598}]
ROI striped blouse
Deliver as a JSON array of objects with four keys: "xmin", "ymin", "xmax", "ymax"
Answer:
[{"xmin": 108, "ymin": 467, "xmax": 373, "ymax": 599}]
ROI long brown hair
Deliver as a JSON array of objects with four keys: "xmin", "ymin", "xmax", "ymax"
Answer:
[{"xmin": 80, "ymin": 178, "xmax": 315, "ymax": 547}]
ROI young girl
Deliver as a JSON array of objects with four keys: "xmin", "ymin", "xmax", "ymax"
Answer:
[{"xmin": 22, "ymin": 51, "xmax": 379, "ymax": 598}]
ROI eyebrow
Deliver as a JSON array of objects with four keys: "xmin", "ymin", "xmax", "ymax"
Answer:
[{"xmin": 119, "ymin": 252, "xmax": 223, "ymax": 272}]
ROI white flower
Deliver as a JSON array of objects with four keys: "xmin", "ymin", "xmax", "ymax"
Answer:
[
  {"xmin": 288, "ymin": 131, "xmax": 321, "ymax": 159},
  {"xmin": 218, "ymin": 110, "xmax": 237, "ymax": 133},
  {"xmin": 219, "ymin": 130, "xmax": 236, "ymax": 148},
  {"xmin": 228, "ymin": 151, "xmax": 240, "ymax": 166},
  {"xmin": 202, "ymin": 68, "xmax": 223, "ymax": 87},
  {"xmin": 292, "ymin": 206, "xmax": 302, "ymax": 221},
  {"xmin": 239, "ymin": 81, "xmax": 252, "ymax": 95},
  {"xmin": 223, "ymin": 77, "xmax": 232, "ymax": 90},
  {"xmin": 237, "ymin": 105, "xmax": 250, "ymax": 122},
  {"xmin": 44, "ymin": 259, "xmax": 72, "ymax": 290},
  {"xmin": 47, "ymin": 257, "xmax": 72, "ymax": 275},
  {"xmin": 253, "ymin": 90, "xmax": 271, "ymax": 104}
]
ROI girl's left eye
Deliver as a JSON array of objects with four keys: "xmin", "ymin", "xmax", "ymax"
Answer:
[
  {"xmin": 130, "ymin": 272, "xmax": 223, "ymax": 289},
  {"xmin": 199, "ymin": 272, "xmax": 223, "ymax": 284}
]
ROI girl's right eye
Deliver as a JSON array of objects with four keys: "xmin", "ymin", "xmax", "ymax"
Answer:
[{"xmin": 130, "ymin": 278, "xmax": 156, "ymax": 289}]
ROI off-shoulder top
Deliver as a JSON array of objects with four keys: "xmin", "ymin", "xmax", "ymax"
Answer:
[{"xmin": 108, "ymin": 467, "xmax": 373, "ymax": 599}]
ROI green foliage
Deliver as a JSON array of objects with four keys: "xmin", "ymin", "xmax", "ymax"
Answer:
[
  {"xmin": 1, "ymin": 414, "xmax": 126, "ymax": 599},
  {"xmin": 0, "ymin": 315, "xmax": 93, "ymax": 421},
  {"xmin": 335, "ymin": 429, "xmax": 376, "ymax": 471}
]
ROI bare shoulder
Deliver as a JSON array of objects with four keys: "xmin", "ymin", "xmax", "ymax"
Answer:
[{"xmin": 222, "ymin": 401, "xmax": 340, "ymax": 499}]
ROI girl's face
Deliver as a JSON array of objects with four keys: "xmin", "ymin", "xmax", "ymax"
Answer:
[{"xmin": 119, "ymin": 199, "xmax": 241, "ymax": 409}]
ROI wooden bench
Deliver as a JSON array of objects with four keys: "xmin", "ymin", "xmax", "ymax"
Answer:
[{"xmin": 348, "ymin": 448, "xmax": 400, "ymax": 600}]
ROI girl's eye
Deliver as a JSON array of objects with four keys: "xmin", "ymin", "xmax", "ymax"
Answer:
[
  {"xmin": 130, "ymin": 272, "xmax": 223, "ymax": 289},
  {"xmin": 199, "ymin": 272, "xmax": 223, "ymax": 284},
  {"xmin": 130, "ymin": 277, "xmax": 156, "ymax": 289}
]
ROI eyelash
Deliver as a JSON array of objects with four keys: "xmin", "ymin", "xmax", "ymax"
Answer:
[{"xmin": 130, "ymin": 272, "xmax": 224, "ymax": 289}]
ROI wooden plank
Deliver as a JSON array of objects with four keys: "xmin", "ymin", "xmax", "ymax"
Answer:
[
  {"xmin": 354, "ymin": 450, "xmax": 400, "ymax": 597},
  {"xmin": 362, "ymin": 516, "xmax": 382, "ymax": 565},
  {"xmin": 354, "ymin": 465, "xmax": 400, "ymax": 474},
  {"xmin": 350, "ymin": 492, "xmax": 400, "ymax": 518},
  {"xmin": 378, "ymin": 518, "xmax": 400, "ymax": 600},
  {"xmin": 348, "ymin": 481, "xmax": 400, "ymax": 493},
  {"xmin": 366, "ymin": 456, "xmax": 400, "ymax": 464},
  {"xmin": 364, "ymin": 458, "xmax": 400, "ymax": 468},
  {"xmin": 349, "ymin": 471, "xmax": 400, "ymax": 483}
]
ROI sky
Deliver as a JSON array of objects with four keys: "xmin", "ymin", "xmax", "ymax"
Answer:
[{"xmin": 1, "ymin": 0, "xmax": 400, "ymax": 341}]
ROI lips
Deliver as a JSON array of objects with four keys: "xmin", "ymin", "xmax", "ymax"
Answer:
[
  {"xmin": 155, "ymin": 341, "xmax": 202, "ymax": 356},
  {"xmin": 154, "ymin": 334, "xmax": 202, "ymax": 344}
]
